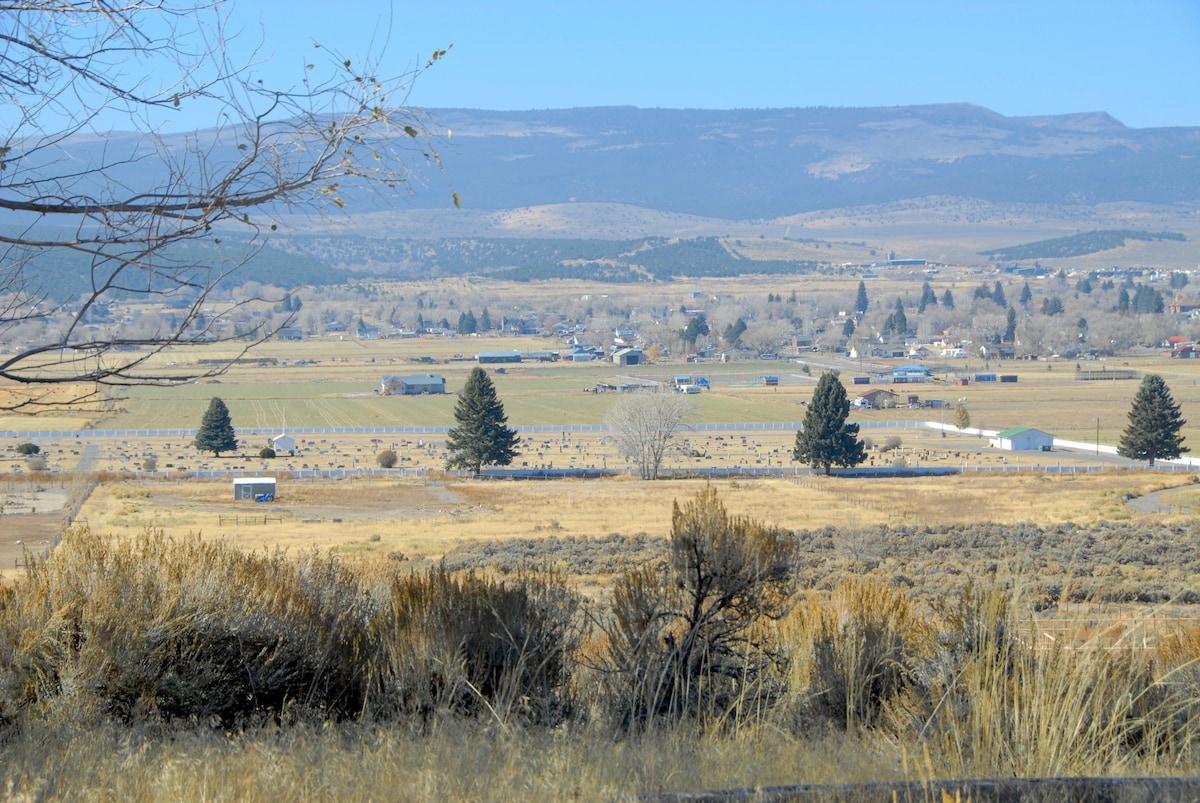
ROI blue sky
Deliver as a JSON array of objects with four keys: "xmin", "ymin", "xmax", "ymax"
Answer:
[{"xmin": 225, "ymin": 0, "xmax": 1200, "ymax": 129}]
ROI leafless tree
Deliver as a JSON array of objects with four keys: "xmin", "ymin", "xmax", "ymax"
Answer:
[
  {"xmin": 606, "ymin": 386, "xmax": 691, "ymax": 480},
  {"xmin": 0, "ymin": 1, "xmax": 449, "ymax": 410}
]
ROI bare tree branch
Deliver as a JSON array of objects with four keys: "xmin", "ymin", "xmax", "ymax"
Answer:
[{"xmin": 0, "ymin": 1, "xmax": 450, "ymax": 411}]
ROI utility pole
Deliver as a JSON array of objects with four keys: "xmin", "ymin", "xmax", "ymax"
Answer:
[{"xmin": 1096, "ymin": 417, "xmax": 1100, "ymax": 456}]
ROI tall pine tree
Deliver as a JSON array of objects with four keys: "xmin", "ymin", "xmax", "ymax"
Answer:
[
  {"xmin": 194, "ymin": 397, "xmax": 237, "ymax": 457},
  {"xmin": 855, "ymin": 281, "xmax": 869, "ymax": 314},
  {"xmin": 1118, "ymin": 374, "xmax": 1188, "ymax": 467},
  {"xmin": 445, "ymin": 367, "xmax": 520, "ymax": 476},
  {"xmin": 794, "ymin": 372, "xmax": 866, "ymax": 475}
]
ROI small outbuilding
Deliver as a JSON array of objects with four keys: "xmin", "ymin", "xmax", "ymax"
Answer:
[
  {"xmin": 381, "ymin": 374, "xmax": 446, "ymax": 395},
  {"xmin": 233, "ymin": 477, "xmax": 277, "ymax": 501},
  {"xmin": 989, "ymin": 426, "xmax": 1054, "ymax": 452},
  {"xmin": 612, "ymin": 347, "xmax": 646, "ymax": 366},
  {"xmin": 269, "ymin": 433, "xmax": 296, "ymax": 455}
]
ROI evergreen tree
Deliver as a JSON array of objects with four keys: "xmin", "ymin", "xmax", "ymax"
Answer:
[
  {"xmin": 793, "ymin": 372, "xmax": 866, "ymax": 475},
  {"xmin": 445, "ymin": 367, "xmax": 520, "ymax": 476},
  {"xmin": 1004, "ymin": 306, "xmax": 1017, "ymax": 342},
  {"xmin": 1118, "ymin": 374, "xmax": 1188, "ymax": 467},
  {"xmin": 1020, "ymin": 282, "xmax": 1033, "ymax": 305},
  {"xmin": 723, "ymin": 318, "xmax": 747, "ymax": 345},
  {"xmin": 942, "ymin": 289, "xmax": 955, "ymax": 309},
  {"xmin": 456, "ymin": 309, "xmax": 478, "ymax": 334},
  {"xmin": 1117, "ymin": 286, "xmax": 1131, "ymax": 313},
  {"xmin": 194, "ymin": 397, "xmax": 237, "ymax": 457},
  {"xmin": 855, "ymin": 281, "xmax": 869, "ymax": 314},
  {"xmin": 842, "ymin": 318, "xmax": 856, "ymax": 338},
  {"xmin": 890, "ymin": 297, "xmax": 908, "ymax": 335},
  {"xmin": 918, "ymin": 281, "xmax": 937, "ymax": 313},
  {"xmin": 992, "ymin": 281, "xmax": 1007, "ymax": 308},
  {"xmin": 480, "ymin": 307, "xmax": 492, "ymax": 331},
  {"xmin": 680, "ymin": 313, "xmax": 710, "ymax": 348}
]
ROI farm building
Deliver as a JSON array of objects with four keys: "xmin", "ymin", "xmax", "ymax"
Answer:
[
  {"xmin": 477, "ymin": 350, "xmax": 522, "ymax": 364},
  {"xmin": 990, "ymin": 426, "xmax": 1054, "ymax": 452},
  {"xmin": 856, "ymin": 388, "xmax": 899, "ymax": 409},
  {"xmin": 612, "ymin": 347, "xmax": 646, "ymax": 366},
  {"xmin": 892, "ymin": 365, "xmax": 933, "ymax": 383},
  {"xmin": 233, "ymin": 477, "xmax": 276, "ymax": 501},
  {"xmin": 381, "ymin": 374, "xmax": 446, "ymax": 395},
  {"xmin": 269, "ymin": 433, "xmax": 296, "ymax": 455}
]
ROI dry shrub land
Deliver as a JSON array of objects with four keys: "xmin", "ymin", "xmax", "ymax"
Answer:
[
  {"xmin": 9, "ymin": 273, "xmax": 1200, "ymax": 798},
  {"xmin": 4, "ymin": 476, "xmax": 1200, "ymax": 799}
]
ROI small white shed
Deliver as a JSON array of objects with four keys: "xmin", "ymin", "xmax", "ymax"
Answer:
[
  {"xmin": 269, "ymin": 433, "xmax": 296, "ymax": 454},
  {"xmin": 233, "ymin": 477, "xmax": 277, "ymax": 501}
]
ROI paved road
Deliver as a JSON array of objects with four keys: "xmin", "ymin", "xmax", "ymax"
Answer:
[{"xmin": 1127, "ymin": 484, "xmax": 1200, "ymax": 514}]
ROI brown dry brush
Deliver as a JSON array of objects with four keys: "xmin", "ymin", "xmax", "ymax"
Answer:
[
  {"xmin": 599, "ymin": 486, "xmax": 799, "ymax": 730},
  {"xmin": 3, "ymin": 497, "xmax": 1200, "ymax": 778},
  {"xmin": 0, "ymin": 526, "xmax": 578, "ymax": 731}
]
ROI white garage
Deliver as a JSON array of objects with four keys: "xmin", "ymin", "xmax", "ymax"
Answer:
[{"xmin": 990, "ymin": 426, "xmax": 1054, "ymax": 452}]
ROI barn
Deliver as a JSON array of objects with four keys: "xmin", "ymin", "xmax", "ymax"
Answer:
[
  {"xmin": 233, "ymin": 477, "xmax": 277, "ymax": 501},
  {"xmin": 612, "ymin": 347, "xmax": 646, "ymax": 366},
  {"xmin": 381, "ymin": 374, "xmax": 446, "ymax": 395},
  {"xmin": 477, "ymin": 350, "xmax": 522, "ymax": 364},
  {"xmin": 989, "ymin": 426, "xmax": 1054, "ymax": 452}
]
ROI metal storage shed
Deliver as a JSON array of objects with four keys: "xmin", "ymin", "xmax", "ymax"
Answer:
[
  {"xmin": 989, "ymin": 427, "xmax": 1054, "ymax": 452},
  {"xmin": 233, "ymin": 477, "xmax": 277, "ymax": 501}
]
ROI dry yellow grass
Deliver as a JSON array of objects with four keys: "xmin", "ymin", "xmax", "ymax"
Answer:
[{"xmin": 74, "ymin": 471, "xmax": 1194, "ymax": 562}]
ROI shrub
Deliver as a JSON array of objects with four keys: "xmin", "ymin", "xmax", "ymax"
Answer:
[
  {"xmin": 141, "ymin": 457, "xmax": 157, "ymax": 472},
  {"xmin": 379, "ymin": 567, "xmax": 578, "ymax": 725},
  {"xmin": 376, "ymin": 449, "xmax": 398, "ymax": 468},
  {"xmin": 602, "ymin": 486, "xmax": 798, "ymax": 728},
  {"xmin": 15, "ymin": 442, "xmax": 39, "ymax": 455},
  {"xmin": 25, "ymin": 456, "xmax": 47, "ymax": 471},
  {"xmin": 259, "ymin": 447, "xmax": 276, "ymax": 459},
  {"xmin": 880, "ymin": 436, "xmax": 902, "ymax": 453}
]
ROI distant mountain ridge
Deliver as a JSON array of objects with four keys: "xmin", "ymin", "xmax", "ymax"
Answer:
[{"xmin": 408, "ymin": 104, "xmax": 1200, "ymax": 219}]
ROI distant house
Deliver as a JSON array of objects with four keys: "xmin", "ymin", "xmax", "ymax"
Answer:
[
  {"xmin": 274, "ymin": 327, "xmax": 304, "ymax": 341},
  {"xmin": 892, "ymin": 364, "xmax": 933, "ymax": 384},
  {"xmin": 381, "ymin": 374, "xmax": 446, "ymax": 395},
  {"xmin": 857, "ymin": 388, "xmax": 899, "ymax": 409},
  {"xmin": 566, "ymin": 345, "xmax": 605, "ymax": 362},
  {"xmin": 980, "ymin": 345, "xmax": 1016, "ymax": 360},
  {"xmin": 990, "ymin": 426, "xmax": 1054, "ymax": 451}
]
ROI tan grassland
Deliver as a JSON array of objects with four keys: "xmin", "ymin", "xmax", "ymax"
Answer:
[
  {"xmin": 7, "ymin": 273, "xmax": 1200, "ymax": 800},
  {"xmin": 74, "ymin": 471, "xmax": 1193, "ymax": 561}
]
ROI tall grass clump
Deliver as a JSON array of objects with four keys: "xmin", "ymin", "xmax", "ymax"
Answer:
[
  {"xmin": 780, "ymin": 576, "xmax": 936, "ymax": 731},
  {"xmin": 0, "ymin": 525, "xmax": 578, "ymax": 731},
  {"xmin": 918, "ymin": 584, "xmax": 1200, "ymax": 778},
  {"xmin": 376, "ymin": 565, "xmax": 579, "ymax": 726}
]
